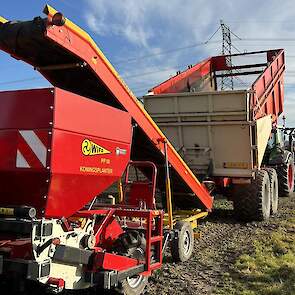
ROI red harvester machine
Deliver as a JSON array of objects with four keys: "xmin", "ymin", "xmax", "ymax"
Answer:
[{"xmin": 0, "ymin": 6, "xmax": 213, "ymax": 294}]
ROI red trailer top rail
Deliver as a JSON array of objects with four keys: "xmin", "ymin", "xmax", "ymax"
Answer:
[
  {"xmin": 150, "ymin": 49, "xmax": 285, "ymax": 123},
  {"xmin": 0, "ymin": 6, "xmax": 213, "ymax": 210}
]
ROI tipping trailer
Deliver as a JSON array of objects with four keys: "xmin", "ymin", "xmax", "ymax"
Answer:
[
  {"xmin": 145, "ymin": 49, "xmax": 294, "ymax": 221},
  {"xmin": 0, "ymin": 6, "xmax": 212, "ymax": 295}
]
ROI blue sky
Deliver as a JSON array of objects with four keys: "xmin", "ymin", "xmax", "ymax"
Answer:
[{"xmin": 1, "ymin": 0, "xmax": 295, "ymax": 124}]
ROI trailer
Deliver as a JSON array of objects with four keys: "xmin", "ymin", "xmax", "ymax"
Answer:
[
  {"xmin": 0, "ymin": 6, "xmax": 213, "ymax": 294},
  {"xmin": 145, "ymin": 49, "xmax": 294, "ymax": 221}
]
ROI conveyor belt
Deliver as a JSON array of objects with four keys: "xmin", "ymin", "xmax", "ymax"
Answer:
[{"xmin": 0, "ymin": 5, "xmax": 213, "ymax": 210}]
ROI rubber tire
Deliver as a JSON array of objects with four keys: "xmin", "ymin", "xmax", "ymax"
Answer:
[
  {"xmin": 119, "ymin": 273, "xmax": 148, "ymax": 295},
  {"xmin": 263, "ymin": 168, "xmax": 279, "ymax": 215},
  {"xmin": 115, "ymin": 236, "xmax": 149, "ymax": 295},
  {"xmin": 171, "ymin": 221, "xmax": 194, "ymax": 262},
  {"xmin": 233, "ymin": 170, "xmax": 271, "ymax": 221},
  {"xmin": 276, "ymin": 155, "xmax": 294, "ymax": 197}
]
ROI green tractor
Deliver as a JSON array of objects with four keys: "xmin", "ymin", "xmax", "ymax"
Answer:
[{"xmin": 263, "ymin": 127, "xmax": 295, "ymax": 197}]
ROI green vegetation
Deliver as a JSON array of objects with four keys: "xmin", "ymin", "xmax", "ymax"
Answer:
[{"xmin": 215, "ymin": 218, "xmax": 295, "ymax": 295}]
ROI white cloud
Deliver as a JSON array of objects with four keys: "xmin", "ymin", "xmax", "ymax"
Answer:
[
  {"xmin": 84, "ymin": 0, "xmax": 154, "ymax": 47},
  {"xmin": 83, "ymin": 0, "xmax": 295, "ymax": 125}
]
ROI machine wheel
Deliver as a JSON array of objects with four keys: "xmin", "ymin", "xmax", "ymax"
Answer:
[
  {"xmin": 276, "ymin": 154, "xmax": 294, "ymax": 197},
  {"xmin": 117, "ymin": 247, "xmax": 148, "ymax": 295},
  {"xmin": 171, "ymin": 221, "xmax": 194, "ymax": 262},
  {"xmin": 114, "ymin": 233, "xmax": 149, "ymax": 295},
  {"xmin": 263, "ymin": 168, "xmax": 279, "ymax": 215},
  {"xmin": 233, "ymin": 170, "xmax": 271, "ymax": 221},
  {"xmin": 120, "ymin": 270, "xmax": 148, "ymax": 295}
]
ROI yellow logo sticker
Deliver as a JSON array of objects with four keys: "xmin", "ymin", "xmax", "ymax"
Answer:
[
  {"xmin": 0, "ymin": 207, "xmax": 14, "ymax": 216},
  {"xmin": 82, "ymin": 139, "xmax": 111, "ymax": 156}
]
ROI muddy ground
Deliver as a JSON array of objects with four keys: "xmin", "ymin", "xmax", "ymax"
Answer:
[{"xmin": 146, "ymin": 195, "xmax": 295, "ymax": 295}]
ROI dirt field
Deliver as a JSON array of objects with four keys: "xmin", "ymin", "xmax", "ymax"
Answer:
[{"xmin": 146, "ymin": 195, "xmax": 295, "ymax": 295}]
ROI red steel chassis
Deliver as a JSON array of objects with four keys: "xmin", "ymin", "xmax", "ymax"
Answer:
[{"xmin": 75, "ymin": 207, "xmax": 163, "ymax": 275}]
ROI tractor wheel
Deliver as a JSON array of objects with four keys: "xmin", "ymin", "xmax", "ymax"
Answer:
[
  {"xmin": 263, "ymin": 168, "xmax": 279, "ymax": 215},
  {"xmin": 114, "ymin": 232, "xmax": 149, "ymax": 295},
  {"xmin": 171, "ymin": 221, "xmax": 194, "ymax": 262},
  {"xmin": 233, "ymin": 170, "xmax": 271, "ymax": 221},
  {"xmin": 276, "ymin": 155, "xmax": 294, "ymax": 197}
]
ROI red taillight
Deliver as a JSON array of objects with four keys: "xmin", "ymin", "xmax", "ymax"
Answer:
[{"xmin": 52, "ymin": 238, "xmax": 61, "ymax": 245}]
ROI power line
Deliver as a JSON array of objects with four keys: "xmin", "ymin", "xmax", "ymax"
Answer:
[
  {"xmin": 1, "ymin": 61, "xmax": 295, "ymax": 87},
  {"xmin": 0, "ymin": 76, "xmax": 43, "ymax": 86},
  {"xmin": 2, "ymin": 33, "xmax": 295, "ymax": 87},
  {"xmin": 116, "ymin": 39, "xmax": 295, "ymax": 66},
  {"xmin": 113, "ymin": 25, "xmax": 223, "ymax": 65},
  {"xmin": 0, "ymin": 75, "xmax": 293, "ymax": 95},
  {"xmin": 2, "ymin": 65, "xmax": 295, "ymax": 88},
  {"xmin": 123, "ymin": 63, "xmax": 190, "ymax": 79},
  {"xmin": 204, "ymin": 26, "xmax": 221, "ymax": 44},
  {"xmin": 114, "ymin": 38, "xmax": 295, "ymax": 66},
  {"xmin": 113, "ymin": 40, "xmax": 222, "ymax": 65}
]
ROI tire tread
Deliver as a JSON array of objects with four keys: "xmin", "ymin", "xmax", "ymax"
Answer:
[{"xmin": 233, "ymin": 170, "xmax": 270, "ymax": 221}]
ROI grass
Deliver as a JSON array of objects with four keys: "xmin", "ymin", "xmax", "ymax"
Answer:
[{"xmin": 215, "ymin": 217, "xmax": 295, "ymax": 295}]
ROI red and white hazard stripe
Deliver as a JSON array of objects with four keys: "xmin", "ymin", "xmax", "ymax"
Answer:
[{"xmin": 16, "ymin": 130, "xmax": 48, "ymax": 169}]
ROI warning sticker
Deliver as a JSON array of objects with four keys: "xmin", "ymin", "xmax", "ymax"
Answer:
[{"xmin": 82, "ymin": 139, "xmax": 111, "ymax": 156}]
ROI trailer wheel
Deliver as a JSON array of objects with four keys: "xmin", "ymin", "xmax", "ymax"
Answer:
[
  {"xmin": 263, "ymin": 168, "xmax": 279, "ymax": 215},
  {"xmin": 171, "ymin": 221, "xmax": 194, "ymax": 262},
  {"xmin": 276, "ymin": 154, "xmax": 294, "ymax": 197},
  {"xmin": 233, "ymin": 170, "xmax": 271, "ymax": 221}
]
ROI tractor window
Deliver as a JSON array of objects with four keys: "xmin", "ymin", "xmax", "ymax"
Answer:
[
  {"xmin": 268, "ymin": 133, "xmax": 275, "ymax": 148},
  {"xmin": 278, "ymin": 130, "xmax": 285, "ymax": 148},
  {"xmin": 268, "ymin": 130, "xmax": 285, "ymax": 149}
]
